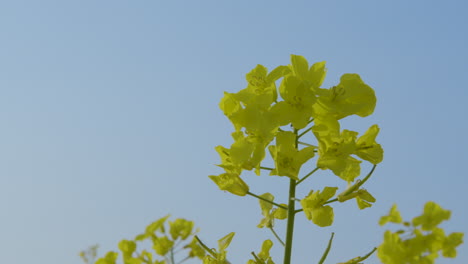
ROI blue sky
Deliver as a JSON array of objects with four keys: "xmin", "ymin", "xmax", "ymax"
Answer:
[{"xmin": 0, "ymin": 1, "xmax": 467, "ymax": 263}]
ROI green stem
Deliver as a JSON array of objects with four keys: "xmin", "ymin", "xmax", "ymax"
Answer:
[
  {"xmin": 172, "ymin": 239, "xmax": 184, "ymax": 253},
  {"xmin": 340, "ymin": 164, "xmax": 377, "ymax": 198},
  {"xmin": 177, "ymin": 256, "xmax": 190, "ymax": 264},
  {"xmin": 251, "ymin": 252, "xmax": 261, "ymax": 262},
  {"xmin": 283, "ymin": 178, "xmax": 297, "ymax": 264},
  {"xmin": 269, "ymin": 227, "xmax": 285, "ymax": 247},
  {"xmin": 344, "ymin": 247, "xmax": 377, "ymax": 263},
  {"xmin": 297, "ymin": 167, "xmax": 319, "ymax": 185},
  {"xmin": 355, "ymin": 164, "xmax": 376, "ymax": 189},
  {"xmin": 358, "ymin": 247, "xmax": 377, "ymax": 262},
  {"xmin": 283, "ymin": 129, "xmax": 299, "ymax": 264},
  {"xmin": 323, "ymin": 198, "xmax": 338, "ymax": 205},
  {"xmin": 194, "ymin": 236, "xmax": 216, "ymax": 257},
  {"xmin": 260, "ymin": 166, "xmax": 274, "ymax": 171},
  {"xmin": 170, "ymin": 247, "xmax": 175, "ymax": 264},
  {"xmin": 298, "ymin": 141, "xmax": 315, "ymax": 147},
  {"xmin": 247, "ymin": 192, "xmax": 288, "ymax": 210},
  {"xmin": 318, "ymin": 233, "xmax": 335, "ymax": 264},
  {"xmin": 298, "ymin": 126, "xmax": 313, "ymax": 139}
]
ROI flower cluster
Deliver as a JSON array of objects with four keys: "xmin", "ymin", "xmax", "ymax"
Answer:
[
  {"xmin": 207, "ymin": 55, "xmax": 387, "ymax": 263},
  {"xmin": 378, "ymin": 202, "xmax": 463, "ymax": 264},
  {"xmin": 210, "ymin": 55, "xmax": 383, "ymax": 230},
  {"xmin": 93, "ymin": 216, "xmax": 204, "ymax": 264}
]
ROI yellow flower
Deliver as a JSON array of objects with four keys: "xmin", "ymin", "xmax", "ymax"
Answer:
[
  {"xmin": 269, "ymin": 131, "xmax": 315, "ymax": 180},
  {"xmin": 209, "ymin": 172, "xmax": 249, "ymax": 196},
  {"xmin": 300, "ymin": 187, "xmax": 338, "ymax": 227}
]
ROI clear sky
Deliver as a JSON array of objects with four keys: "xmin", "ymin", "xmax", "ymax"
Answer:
[{"xmin": 0, "ymin": 1, "xmax": 467, "ymax": 263}]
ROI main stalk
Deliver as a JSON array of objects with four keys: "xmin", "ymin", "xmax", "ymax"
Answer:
[
  {"xmin": 283, "ymin": 178, "xmax": 297, "ymax": 264},
  {"xmin": 283, "ymin": 129, "xmax": 299, "ymax": 264}
]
